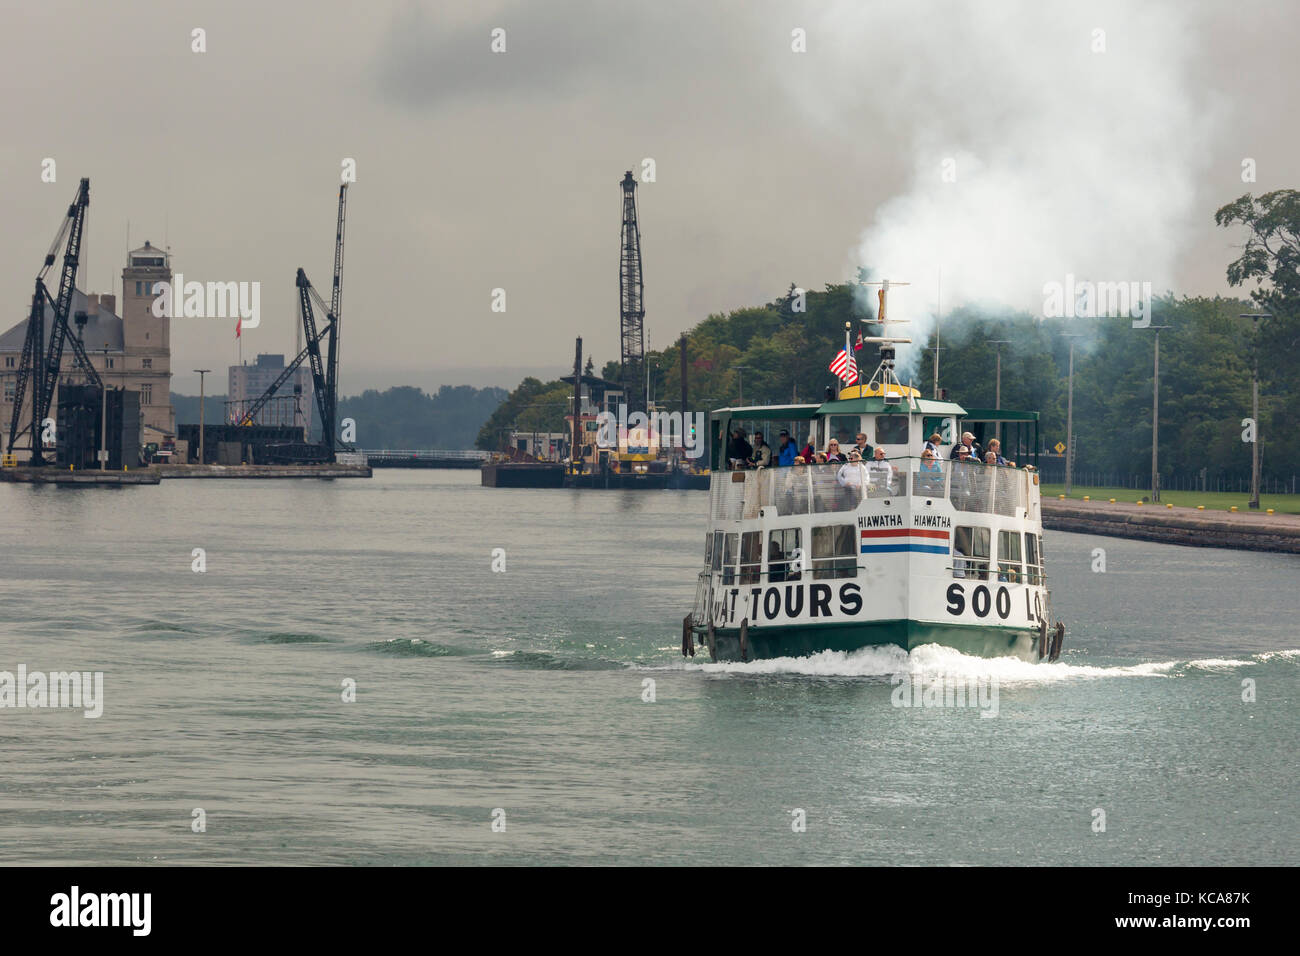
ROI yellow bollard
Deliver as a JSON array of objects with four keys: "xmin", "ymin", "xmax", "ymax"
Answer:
[
  {"xmin": 1058, "ymin": 494, "xmax": 1065, "ymax": 499},
  {"xmin": 1197, "ymin": 505, "xmax": 1205, "ymax": 510},
  {"xmin": 1166, "ymin": 503, "xmax": 1173, "ymax": 508},
  {"xmin": 1267, "ymin": 509, "xmax": 1275, "ymax": 515},
  {"xmin": 1108, "ymin": 498, "xmax": 1116, "ymax": 503},
  {"xmin": 1083, "ymin": 495, "xmax": 1090, "ymax": 501},
  {"xmin": 1136, "ymin": 500, "xmax": 1144, "ymax": 506},
  {"xmin": 1229, "ymin": 506, "xmax": 1238, "ymax": 512}
]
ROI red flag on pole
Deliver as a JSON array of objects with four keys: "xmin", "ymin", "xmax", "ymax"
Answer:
[{"xmin": 236, "ymin": 318, "xmax": 242, "ymax": 338}]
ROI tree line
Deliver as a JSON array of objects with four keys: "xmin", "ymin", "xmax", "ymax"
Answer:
[{"xmin": 480, "ymin": 189, "xmax": 1300, "ymax": 483}]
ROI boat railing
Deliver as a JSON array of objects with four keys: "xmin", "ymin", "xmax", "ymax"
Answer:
[{"xmin": 708, "ymin": 458, "xmax": 1037, "ymax": 521}]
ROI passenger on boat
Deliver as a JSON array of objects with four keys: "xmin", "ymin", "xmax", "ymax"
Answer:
[
  {"xmin": 924, "ymin": 432, "xmax": 943, "ymax": 455},
  {"xmin": 825, "ymin": 439, "xmax": 846, "ymax": 463},
  {"xmin": 867, "ymin": 446, "xmax": 894, "ymax": 492},
  {"xmin": 800, "ymin": 439, "xmax": 815, "ymax": 461},
  {"xmin": 769, "ymin": 539, "xmax": 787, "ymax": 582},
  {"xmin": 749, "ymin": 434, "xmax": 772, "ymax": 468},
  {"xmin": 984, "ymin": 452, "xmax": 998, "ymax": 465},
  {"xmin": 952, "ymin": 546, "xmax": 968, "ymax": 578},
  {"xmin": 852, "ymin": 432, "xmax": 873, "ymax": 459},
  {"xmin": 987, "ymin": 438, "xmax": 1014, "ymax": 467},
  {"xmin": 777, "ymin": 429, "xmax": 797, "ymax": 466},
  {"xmin": 815, "ymin": 452, "xmax": 829, "ymax": 464},
  {"xmin": 951, "ymin": 432, "xmax": 983, "ymax": 462},
  {"xmin": 916, "ymin": 448, "xmax": 944, "ymax": 494},
  {"xmin": 837, "ymin": 451, "xmax": 865, "ymax": 507},
  {"xmin": 727, "ymin": 428, "xmax": 752, "ymax": 468}
]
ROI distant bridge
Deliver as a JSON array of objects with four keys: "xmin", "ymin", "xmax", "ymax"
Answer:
[{"xmin": 359, "ymin": 449, "xmax": 488, "ymax": 469}]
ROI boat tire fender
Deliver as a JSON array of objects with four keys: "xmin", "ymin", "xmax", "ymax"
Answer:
[
  {"xmin": 1049, "ymin": 621, "xmax": 1065, "ymax": 662},
  {"xmin": 739, "ymin": 618, "xmax": 749, "ymax": 662}
]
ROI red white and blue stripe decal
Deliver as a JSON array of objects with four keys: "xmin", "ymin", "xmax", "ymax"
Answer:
[{"xmin": 860, "ymin": 527, "xmax": 951, "ymax": 555}]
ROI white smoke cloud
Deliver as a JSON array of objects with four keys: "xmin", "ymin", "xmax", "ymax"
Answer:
[{"xmin": 787, "ymin": 0, "xmax": 1222, "ymax": 374}]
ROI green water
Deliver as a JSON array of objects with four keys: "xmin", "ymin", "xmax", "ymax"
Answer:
[{"xmin": 0, "ymin": 470, "xmax": 1295, "ymax": 865}]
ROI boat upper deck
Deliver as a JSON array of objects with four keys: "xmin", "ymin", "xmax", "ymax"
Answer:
[{"xmin": 709, "ymin": 458, "xmax": 1042, "ymax": 524}]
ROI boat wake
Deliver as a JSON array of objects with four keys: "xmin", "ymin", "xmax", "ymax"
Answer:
[{"xmin": 663, "ymin": 644, "xmax": 1299, "ymax": 683}]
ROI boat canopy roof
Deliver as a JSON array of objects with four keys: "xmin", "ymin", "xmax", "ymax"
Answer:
[
  {"xmin": 960, "ymin": 407, "xmax": 1039, "ymax": 422},
  {"xmin": 710, "ymin": 404, "xmax": 821, "ymax": 422}
]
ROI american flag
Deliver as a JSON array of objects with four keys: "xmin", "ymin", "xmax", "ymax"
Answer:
[{"xmin": 830, "ymin": 349, "xmax": 858, "ymax": 384}]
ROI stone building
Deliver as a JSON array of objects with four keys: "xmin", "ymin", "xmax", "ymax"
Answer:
[{"xmin": 0, "ymin": 241, "xmax": 174, "ymax": 459}]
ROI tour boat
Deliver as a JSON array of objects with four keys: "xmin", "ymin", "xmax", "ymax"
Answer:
[{"xmin": 684, "ymin": 285, "xmax": 1065, "ymax": 663}]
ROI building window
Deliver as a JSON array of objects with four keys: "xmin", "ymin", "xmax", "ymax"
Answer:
[
  {"xmin": 3, "ymin": 377, "xmax": 14, "ymax": 402},
  {"xmin": 135, "ymin": 281, "xmax": 142, "ymax": 295},
  {"xmin": 3, "ymin": 356, "xmax": 13, "ymax": 368},
  {"xmin": 953, "ymin": 526, "xmax": 990, "ymax": 580},
  {"xmin": 811, "ymin": 524, "xmax": 856, "ymax": 579},
  {"xmin": 107, "ymin": 358, "xmax": 114, "ymax": 369},
  {"xmin": 141, "ymin": 358, "xmax": 152, "ymax": 369},
  {"xmin": 140, "ymin": 384, "xmax": 152, "ymax": 405}
]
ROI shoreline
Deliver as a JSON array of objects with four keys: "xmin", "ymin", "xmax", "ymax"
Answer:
[{"xmin": 1042, "ymin": 498, "xmax": 1300, "ymax": 554}]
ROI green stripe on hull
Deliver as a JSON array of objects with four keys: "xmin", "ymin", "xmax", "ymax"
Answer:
[{"xmin": 707, "ymin": 619, "xmax": 1039, "ymax": 663}]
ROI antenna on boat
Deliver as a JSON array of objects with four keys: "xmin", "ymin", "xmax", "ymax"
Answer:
[{"xmin": 857, "ymin": 278, "xmax": 913, "ymax": 405}]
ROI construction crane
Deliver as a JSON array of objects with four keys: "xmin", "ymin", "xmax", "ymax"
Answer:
[
  {"xmin": 236, "ymin": 184, "xmax": 348, "ymax": 460},
  {"xmin": 619, "ymin": 170, "xmax": 646, "ymax": 416},
  {"xmin": 7, "ymin": 178, "xmax": 101, "ymax": 465}
]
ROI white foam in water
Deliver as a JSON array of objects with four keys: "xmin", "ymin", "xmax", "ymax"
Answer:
[{"xmin": 663, "ymin": 643, "xmax": 1297, "ymax": 684}]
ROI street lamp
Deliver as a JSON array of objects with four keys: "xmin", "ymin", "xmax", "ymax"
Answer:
[
  {"xmin": 731, "ymin": 366, "xmax": 751, "ymax": 406},
  {"xmin": 100, "ymin": 346, "xmax": 111, "ymax": 470},
  {"xmin": 1060, "ymin": 333, "xmax": 1083, "ymax": 496},
  {"xmin": 194, "ymin": 369, "xmax": 211, "ymax": 465},
  {"xmin": 1240, "ymin": 313, "xmax": 1271, "ymax": 509},
  {"xmin": 1137, "ymin": 326, "xmax": 1171, "ymax": 502}
]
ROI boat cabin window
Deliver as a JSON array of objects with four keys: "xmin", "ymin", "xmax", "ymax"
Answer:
[
  {"xmin": 721, "ymin": 533, "xmax": 738, "ymax": 585},
  {"xmin": 710, "ymin": 531, "xmax": 724, "ymax": 572},
  {"xmin": 826, "ymin": 416, "xmax": 859, "ymax": 450},
  {"xmin": 997, "ymin": 530, "xmax": 1023, "ymax": 583},
  {"xmin": 811, "ymin": 524, "xmax": 856, "ymax": 580},
  {"xmin": 705, "ymin": 533, "xmax": 714, "ymax": 568},
  {"xmin": 1024, "ymin": 533, "xmax": 1043, "ymax": 586},
  {"xmin": 768, "ymin": 528, "xmax": 801, "ymax": 583},
  {"xmin": 874, "ymin": 415, "xmax": 910, "ymax": 446},
  {"xmin": 739, "ymin": 531, "xmax": 763, "ymax": 584},
  {"xmin": 952, "ymin": 526, "xmax": 990, "ymax": 580}
]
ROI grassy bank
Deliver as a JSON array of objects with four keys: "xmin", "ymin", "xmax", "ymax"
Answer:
[{"xmin": 1039, "ymin": 483, "xmax": 1300, "ymax": 515}]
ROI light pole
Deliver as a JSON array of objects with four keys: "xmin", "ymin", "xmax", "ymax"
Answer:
[
  {"xmin": 1240, "ymin": 313, "xmax": 1271, "ymax": 509},
  {"xmin": 987, "ymin": 339, "xmax": 1011, "ymax": 445},
  {"xmin": 731, "ymin": 366, "xmax": 750, "ymax": 406},
  {"xmin": 194, "ymin": 369, "xmax": 211, "ymax": 465},
  {"xmin": 1139, "ymin": 326, "xmax": 1171, "ymax": 502},
  {"xmin": 100, "ymin": 346, "xmax": 110, "ymax": 469},
  {"xmin": 1060, "ymin": 334, "xmax": 1083, "ymax": 496}
]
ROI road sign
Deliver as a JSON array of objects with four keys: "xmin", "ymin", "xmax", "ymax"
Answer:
[{"xmin": 1054, "ymin": 441, "xmax": 1066, "ymax": 454}]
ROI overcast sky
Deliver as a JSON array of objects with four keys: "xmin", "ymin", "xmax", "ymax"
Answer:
[{"xmin": 2, "ymin": 0, "xmax": 1296, "ymax": 394}]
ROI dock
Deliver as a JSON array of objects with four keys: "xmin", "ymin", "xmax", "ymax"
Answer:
[
  {"xmin": 0, "ymin": 468, "xmax": 161, "ymax": 485},
  {"xmin": 1042, "ymin": 498, "xmax": 1300, "ymax": 554},
  {"xmin": 157, "ymin": 463, "xmax": 371, "ymax": 479}
]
